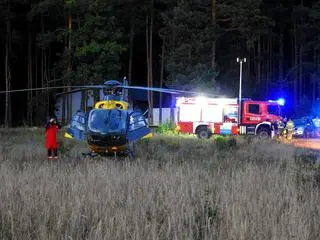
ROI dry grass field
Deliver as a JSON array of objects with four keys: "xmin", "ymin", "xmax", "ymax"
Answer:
[{"xmin": 1, "ymin": 128, "xmax": 320, "ymax": 240}]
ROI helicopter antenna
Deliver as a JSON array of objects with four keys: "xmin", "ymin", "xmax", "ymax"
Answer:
[{"xmin": 122, "ymin": 76, "xmax": 129, "ymax": 102}]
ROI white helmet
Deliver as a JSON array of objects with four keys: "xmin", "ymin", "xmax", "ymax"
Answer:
[{"xmin": 49, "ymin": 118, "xmax": 55, "ymax": 123}]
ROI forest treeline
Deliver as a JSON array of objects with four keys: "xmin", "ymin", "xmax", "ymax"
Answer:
[{"xmin": 1, "ymin": 0, "xmax": 320, "ymax": 126}]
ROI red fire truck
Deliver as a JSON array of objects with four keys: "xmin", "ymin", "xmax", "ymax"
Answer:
[{"xmin": 175, "ymin": 96, "xmax": 283, "ymax": 139}]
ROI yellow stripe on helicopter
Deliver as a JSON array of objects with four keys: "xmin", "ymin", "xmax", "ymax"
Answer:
[
  {"xmin": 64, "ymin": 132, "xmax": 73, "ymax": 139},
  {"xmin": 95, "ymin": 100, "xmax": 129, "ymax": 110},
  {"xmin": 142, "ymin": 132, "xmax": 153, "ymax": 139}
]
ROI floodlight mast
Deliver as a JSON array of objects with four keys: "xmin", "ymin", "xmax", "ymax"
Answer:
[{"xmin": 237, "ymin": 57, "xmax": 246, "ymax": 125}]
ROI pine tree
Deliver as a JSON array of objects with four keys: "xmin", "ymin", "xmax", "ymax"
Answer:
[{"xmin": 160, "ymin": 0, "xmax": 272, "ymax": 96}]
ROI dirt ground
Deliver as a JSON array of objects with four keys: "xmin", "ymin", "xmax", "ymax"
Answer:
[{"xmin": 289, "ymin": 138, "xmax": 320, "ymax": 150}]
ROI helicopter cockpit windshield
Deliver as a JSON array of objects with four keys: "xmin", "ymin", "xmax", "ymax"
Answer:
[
  {"xmin": 103, "ymin": 87, "xmax": 122, "ymax": 101},
  {"xmin": 88, "ymin": 109, "xmax": 127, "ymax": 135}
]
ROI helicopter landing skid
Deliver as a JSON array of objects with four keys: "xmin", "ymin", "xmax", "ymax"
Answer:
[
  {"xmin": 81, "ymin": 145, "xmax": 135, "ymax": 159},
  {"xmin": 124, "ymin": 149, "xmax": 135, "ymax": 159}
]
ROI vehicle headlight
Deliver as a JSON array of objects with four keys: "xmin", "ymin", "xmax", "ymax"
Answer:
[{"xmin": 296, "ymin": 127, "xmax": 304, "ymax": 134}]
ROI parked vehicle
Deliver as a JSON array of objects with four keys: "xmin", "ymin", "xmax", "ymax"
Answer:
[
  {"xmin": 175, "ymin": 97, "xmax": 283, "ymax": 139},
  {"xmin": 293, "ymin": 117, "xmax": 318, "ymax": 138}
]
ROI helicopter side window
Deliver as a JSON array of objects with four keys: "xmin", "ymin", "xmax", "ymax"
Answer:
[
  {"xmin": 129, "ymin": 112, "xmax": 147, "ymax": 131},
  {"xmin": 70, "ymin": 112, "xmax": 86, "ymax": 131}
]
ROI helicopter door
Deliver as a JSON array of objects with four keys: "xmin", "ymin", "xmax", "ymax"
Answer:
[
  {"xmin": 64, "ymin": 110, "xmax": 87, "ymax": 141},
  {"xmin": 127, "ymin": 111, "xmax": 152, "ymax": 141}
]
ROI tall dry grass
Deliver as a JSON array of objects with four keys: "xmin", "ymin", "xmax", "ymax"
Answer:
[{"xmin": 0, "ymin": 129, "xmax": 320, "ymax": 239}]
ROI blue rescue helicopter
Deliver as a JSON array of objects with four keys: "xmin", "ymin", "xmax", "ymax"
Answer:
[
  {"xmin": 57, "ymin": 78, "xmax": 191, "ymax": 158},
  {"xmin": 0, "ymin": 78, "xmax": 210, "ymax": 158}
]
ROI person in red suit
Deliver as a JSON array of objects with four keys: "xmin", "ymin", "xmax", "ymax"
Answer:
[{"xmin": 45, "ymin": 118, "xmax": 62, "ymax": 160}]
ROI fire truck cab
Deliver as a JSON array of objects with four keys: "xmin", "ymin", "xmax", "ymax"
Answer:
[{"xmin": 175, "ymin": 97, "xmax": 283, "ymax": 139}]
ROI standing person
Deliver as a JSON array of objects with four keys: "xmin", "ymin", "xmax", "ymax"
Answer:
[
  {"xmin": 285, "ymin": 118, "xmax": 294, "ymax": 140},
  {"xmin": 277, "ymin": 120, "xmax": 285, "ymax": 140},
  {"xmin": 45, "ymin": 117, "xmax": 62, "ymax": 160}
]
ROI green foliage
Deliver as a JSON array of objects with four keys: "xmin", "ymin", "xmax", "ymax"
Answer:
[
  {"xmin": 166, "ymin": 63, "xmax": 220, "ymax": 93},
  {"xmin": 3, "ymin": 0, "xmax": 320, "ymax": 125},
  {"xmin": 214, "ymin": 136, "xmax": 237, "ymax": 150},
  {"xmin": 75, "ymin": 41, "xmax": 126, "ymax": 57},
  {"xmin": 29, "ymin": 0, "xmax": 127, "ymax": 86},
  {"xmin": 160, "ymin": 0, "xmax": 273, "ymax": 93},
  {"xmin": 156, "ymin": 121, "xmax": 178, "ymax": 135},
  {"xmin": 64, "ymin": 0, "xmax": 75, "ymax": 7},
  {"xmin": 161, "ymin": 0, "xmax": 218, "ymax": 92}
]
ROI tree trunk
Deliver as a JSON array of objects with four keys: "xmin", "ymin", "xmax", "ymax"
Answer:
[
  {"xmin": 299, "ymin": 45, "xmax": 303, "ymax": 100},
  {"xmin": 40, "ymin": 14, "xmax": 46, "ymax": 122},
  {"xmin": 146, "ymin": 15, "xmax": 150, "ymax": 119},
  {"xmin": 279, "ymin": 32, "xmax": 284, "ymax": 81},
  {"xmin": 146, "ymin": 0, "xmax": 154, "ymax": 125},
  {"xmin": 81, "ymin": 90, "xmax": 86, "ymax": 111},
  {"xmin": 294, "ymin": 25, "xmax": 298, "ymax": 107},
  {"xmin": 44, "ymin": 51, "xmax": 49, "ymax": 117},
  {"xmin": 5, "ymin": 35, "xmax": 10, "ymax": 127},
  {"xmin": 128, "ymin": 6, "xmax": 135, "ymax": 86},
  {"xmin": 312, "ymin": 49, "xmax": 316, "ymax": 104},
  {"xmin": 266, "ymin": 38, "xmax": 270, "ymax": 97},
  {"xmin": 5, "ymin": 2, "xmax": 12, "ymax": 128},
  {"xmin": 27, "ymin": 31, "xmax": 33, "ymax": 125},
  {"xmin": 312, "ymin": 74, "xmax": 316, "ymax": 105},
  {"xmin": 149, "ymin": 0, "xmax": 154, "ymax": 125},
  {"xmin": 35, "ymin": 44, "xmax": 40, "ymax": 125},
  {"xmin": 246, "ymin": 57, "xmax": 250, "ymax": 91},
  {"xmin": 77, "ymin": 10, "xmax": 86, "ymax": 113},
  {"xmin": 211, "ymin": 0, "xmax": 216, "ymax": 72},
  {"xmin": 270, "ymin": 37, "xmax": 273, "ymax": 95},
  {"xmin": 252, "ymin": 41, "xmax": 257, "ymax": 94},
  {"xmin": 317, "ymin": 50, "xmax": 320, "ymax": 101},
  {"xmin": 257, "ymin": 37, "xmax": 261, "ymax": 88},
  {"xmin": 159, "ymin": 39, "xmax": 165, "ymax": 124},
  {"xmin": 67, "ymin": 12, "xmax": 73, "ymax": 123}
]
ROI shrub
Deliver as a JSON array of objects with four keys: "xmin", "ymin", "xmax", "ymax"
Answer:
[
  {"xmin": 156, "ymin": 121, "xmax": 178, "ymax": 135},
  {"xmin": 214, "ymin": 136, "xmax": 237, "ymax": 150}
]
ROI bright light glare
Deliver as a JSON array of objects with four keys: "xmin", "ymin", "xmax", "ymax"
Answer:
[
  {"xmin": 277, "ymin": 98, "xmax": 285, "ymax": 106},
  {"xmin": 196, "ymin": 96, "xmax": 208, "ymax": 107},
  {"xmin": 176, "ymin": 97, "xmax": 184, "ymax": 107},
  {"xmin": 268, "ymin": 98, "xmax": 285, "ymax": 106},
  {"xmin": 216, "ymin": 98, "xmax": 232, "ymax": 107},
  {"xmin": 179, "ymin": 105, "xmax": 201, "ymax": 121}
]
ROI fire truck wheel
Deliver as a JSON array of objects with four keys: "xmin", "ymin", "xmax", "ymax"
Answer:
[
  {"xmin": 257, "ymin": 127, "xmax": 270, "ymax": 138},
  {"xmin": 197, "ymin": 127, "xmax": 211, "ymax": 139}
]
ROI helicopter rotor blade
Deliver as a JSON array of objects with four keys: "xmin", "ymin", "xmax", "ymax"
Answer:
[
  {"xmin": 54, "ymin": 85, "xmax": 124, "ymax": 97},
  {"xmin": 55, "ymin": 88, "xmax": 94, "ymax": 96},
  {"xmin": 0, "ymin": 86, "xmax": 84, "ymax": 94},
  {"xmin": 120, "ymin": 86, "xmax": 189, "ymax": 95},
  {"xmin": 120, "ymin": 85, "xmax": 222, "ymax": 97},
  {"xmin": 56, "ymin": 85, "xmax": 187, "ymax": 96},
  {"xmin": 0, "ymin": 83, "xmax": 223, "ymax": 98}
]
